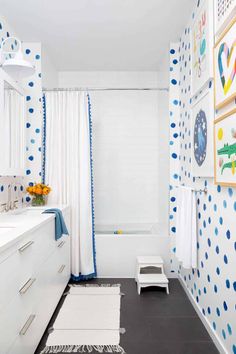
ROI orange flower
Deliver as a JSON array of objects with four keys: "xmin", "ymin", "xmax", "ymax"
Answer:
[{"xmin": 26, "ymin": 182, "xmax": 52, "ymax": 196}]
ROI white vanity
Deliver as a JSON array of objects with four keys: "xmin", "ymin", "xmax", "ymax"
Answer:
[{"xmin": 0, "ymin": 205, "xmax": 71, "ymax": 354}]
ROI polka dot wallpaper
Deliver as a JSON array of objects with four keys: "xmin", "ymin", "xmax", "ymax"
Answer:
[
  {"xmin": 169, "ymin": 1, "xmax": 236, "ymax": 353},
  {"xmin": 0, "ymin": 17, "xmax": 42, "ymax": 205}
]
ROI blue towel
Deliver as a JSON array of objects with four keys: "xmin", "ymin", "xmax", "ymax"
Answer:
[{"xmin": 43, "ymin": 208, "xmax": 69, "ymax": 240}]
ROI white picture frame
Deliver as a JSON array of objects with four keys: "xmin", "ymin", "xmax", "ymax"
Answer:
[
  {"xmin": 191, "ymin": 88, "xmax": 214, "ymax": 177},
  {"xmin": 191, "ymin": 0, "xmax": 214, "ymax": 97}
]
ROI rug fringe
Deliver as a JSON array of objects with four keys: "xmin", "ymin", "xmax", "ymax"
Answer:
[{"xmin": 40, "ymin": 345, "xmax": 125, "ymax": 354}]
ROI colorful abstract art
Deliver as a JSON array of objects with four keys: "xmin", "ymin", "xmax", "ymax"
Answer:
[
  {"xmin": 191, "ymin": 0, "xmax": 214, "ymax": 96},
  {"xmin": 214, "ymin": 0, "xmax": 236, "ymax": 35},
  {"xmin": 191, "ymin": 89, "xmax": 214, "ymax": 177},
  {"xmin": 214, "ymin": 16, "xmax": 236, "ymax": 109},
  {"xmin": 214, "ymin": 108, "xmax": 236, "ymax": 185}
]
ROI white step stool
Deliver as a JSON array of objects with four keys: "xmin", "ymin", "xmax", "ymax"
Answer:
[{"xmin": 136, "ymin": 256, "xmax": 169, "ymax": 295}]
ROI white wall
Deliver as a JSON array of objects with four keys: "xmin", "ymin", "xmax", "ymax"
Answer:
[
  {"xmin": 41, "ymin": 45, "xmax": 58, "ymax": 89},
  {"xmin": 59, "ymin": 71, "xmax": 169, "ymax": 226}
]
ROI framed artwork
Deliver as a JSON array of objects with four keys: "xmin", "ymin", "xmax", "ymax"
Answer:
[
  {"xmin": 214, "ymin": 108, "xmax": 236, "ymax": 186},
  {"xmin": 191, "ymin": 89, "xmax": 214, "ymax": 177},
  {"xmin": 191, "ymin": 0, "xmax": 214, "ymax": 96},
  {"xmin": 214, "ymin": 16, "xmax": 236, "ymax": 110},
  {"xmin": 214, "ymin": 0, "xmax": 236, "ymax": 35}
]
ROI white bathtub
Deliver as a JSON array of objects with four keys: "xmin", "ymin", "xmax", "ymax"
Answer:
[{"xmin": 95, "ymin": 223, "xmax": 172, "ymax": 278}]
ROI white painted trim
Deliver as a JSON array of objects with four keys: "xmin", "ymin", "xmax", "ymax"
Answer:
[{"xmin": 179, "ymin": 275, "xmax": 227, "ymax": 354}]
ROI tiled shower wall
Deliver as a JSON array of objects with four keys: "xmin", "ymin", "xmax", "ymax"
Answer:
[
  {"xmin": 169, "ymin": 1, "xmax": 236, "ymax": 353},
  {"xmin": 0, "ymin": 16, "xmax": 43, "ymax": 205}
]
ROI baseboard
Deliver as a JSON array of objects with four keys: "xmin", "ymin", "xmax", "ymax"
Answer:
[{"xmin": 179, "ymin": 275, "xmax": 228, "ymax": 354}]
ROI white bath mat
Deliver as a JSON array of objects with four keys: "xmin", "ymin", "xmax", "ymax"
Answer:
[{"xmin": 41, "ymin": 284, "xmax": 125, "ymax": 354}]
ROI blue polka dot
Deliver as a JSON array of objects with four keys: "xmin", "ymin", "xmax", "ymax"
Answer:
[
  {"xmin": 26, "ymin": 169, "xmax": 31, "ymax": 175},
  {"xmin": 228, "ymin": 188, "xmax": 233, "ymax": 197},
  {"xmin": 28, "ymin": 81, "xmax": 34, "ymax": 87},
  {"xmin": 35, "ymin": 128, "xmax": 40, "ymax": 133},
  {"xmin": 29, "ymin": 108, "xmax": 34, "ymax": 113},
  {"xmin": 223, "ymin": 301, "xmax": 228, "ymax": 311},
  {"xmin": 25, "ymin": 49, "xmax": 31, "ymax": 54},
  {"xmin": 217, "ymin": 185, "xmax": 221, "ymax": 193},
  {"xmin": 171, "ymin": 79, "xmax": 177, "ymax": 85},
  {"xmin": 28, "ymin": 155, "xmax": 34, "ymax": 161},
  {"xmin": 0, "ymin": 186, "xmax": 4, "ymax": 192},
  {"xmin": 26, "ymin": 123, "xmax": 31, "ymax": 128},
  {"xmin": 31, "ymin": 139, "xmax": 35, "ymax": 144},
  {"xmin": 170, "ymin": 49, "xmax": 175, "ymax": 54},
  {"xmin": 26, "ymin": 196, "xmax": 31, "ymax": 202},
  {"xmin": 172, "ymin": 153, "xmax": 177, "ymax": 159},
  {"xmin": 222, "ymin": 329, "xmax": 226, "ymax": 339},
  {"xmin": 224, "ymin": 255, "xmax": 228, "ymax": 264},
  {"xmin": 26, "ymin": 95, "xmax": 31, "ymax": 101},
  {"xmin": 170, "ymin": 123, "xmax": 176, "ymax": 128},
  {"xmin": 227, "ymin": 324, "xmax": 232, "ymax": 335},
  {"xmin": 234, "ymin": 201, "xmax": 236, "ymax": 211},
  {"xmin": 226, "ymin": 279, "xmax": 230, "ymax": 288},
  {"xmin": 226, "ymin": 230, "xmax": 230, "ymax": 239},
  {"xmin": 233, "ymin": 345, "xmax": 236, "ymax": 354},
  {"xmin": 173, "ymin": 99, "xmax": 179, "ymax": 105},
  {"xmin": 35, "ymin": 54, "xmax": 40, "ymax": 60},
  {"xmin": 233, "ymin": 282, "xmax": 236, "ymax": 291},
  {"xmin": 216, "ymin": 307, "xmax": 220, "ymax": 316}
]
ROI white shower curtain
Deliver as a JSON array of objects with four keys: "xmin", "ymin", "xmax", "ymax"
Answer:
[{"xmin": 44, "ymin": 91, "xmax": 96, "ymax": 280}]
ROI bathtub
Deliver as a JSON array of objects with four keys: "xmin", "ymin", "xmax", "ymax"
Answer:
[{"xmin": 95, "ymin": 223, "xmax": 172, "ymax": 278}]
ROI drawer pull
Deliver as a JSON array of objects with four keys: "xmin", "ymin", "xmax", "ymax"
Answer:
[
  {"xmin": 18, "ymin": 241, "xmax": 34, "ymax": 253},
  {"xmin": 19, "ymin": 278, "xmax": 36, "ymax": 295},
  {"xmin": 19, "ymin": 314, "xmax": 36, "ymax": 335},
  {"xmin": 58, "ymin": 264, "xmax": 66, "ymax": 273},
  {"xmin": 58, "ymin": 240, "xmax": 66, "ymax": 248}
]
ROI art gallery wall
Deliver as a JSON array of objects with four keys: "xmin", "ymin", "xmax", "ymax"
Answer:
[{"xmin": 169, "ymin": 1, "xmax": 236, "ymax": 353}]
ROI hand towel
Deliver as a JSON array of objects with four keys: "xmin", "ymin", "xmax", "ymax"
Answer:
[
  {"xmin": 43, "ymin": 208, "xmax": 69, "ymax": 240},
  {"xmin": 176, "ymin": 186, "xmax": 197, "ymax": 269}
]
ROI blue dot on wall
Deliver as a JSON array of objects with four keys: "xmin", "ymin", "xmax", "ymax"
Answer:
[
  {"xmin": 219, "ymin": 217, "xmax": 223, "ymax": 225},
  {"xmin": 26, "ymin": 95, "xmax": 31, "ymax": 101},
  {"xmin": 170, "ymin": 49, "xmax": 175, "ymax": 54},
  {"xmin": 224, "ymin": 255, "xmax": 228, "ymax": 264},
  {"xmin": 171, "ymin": 79, "xmax": 177, "ymax": 85},
  {"xmin": 26, "ymin": 196, "xmax": 31, "ymax": 202},
  {"xmin": 28, "ymin": 155, "xmax": 34, "ymax": 161},
  {"xmin": 228, "ymin": 188, "xmax": 233, "ymax": 197},
  {"xmin": 223, "ymin": 200, "xmax": 227, "ymax": 208},
  {"xmin": 28, "ymin": 81, "xmax": 34, "ymax": 87},
  {"xmin": 25, "ymin": 49, "xmax": 31, "ymax": 54},
  {"xmin": 35, "ymin": 128, "xmax": 40, "ymax": 133},
  {"xmin": 233, "ymin": 281, "xmax": 236, "ymax": 291},
  {"xmin": 173, "ymin": 99, "xmax": 179, "ymax": 105},
  {"xmin": 0, "ymin": 186, "xmax": 4, "ymax": 192},
  {"xmin": 223, "ymin": 301, "xmax": 228, "ymax": 311},
  {"xmin": 226, "ymin": 230, "xmax": 231, "ymax": 239},
  {"xmin": 29, "ymin": 108, "xmax": 34, "ymax": 113},
  {"xmin": 215, "ymin": 227, "xmax": 218, "ymax": 236},
  {"xmin": 172, "ymin": 153, "xmax": 177, "ymax": 159},
  {"xmin": 216, "ymin": 245, "xmax": 220, "ymax": 254},
  {"xmin": 31, "ymin": 139, "xmax": 35, "ymax": 144},
  {"xmin": 233, "ymin": 345, "xmax": 236, "ymax": 354},
  {"xmin": 35, "ymin": 54, "xmax": 40, "ymax": 60},
  {"xmin": 222, "ymin": 329, "xmax": 226, "ymax": 340},
  {"xmin": 234, "ymin": 202, "xmax": 236, "ymax": 211},
  {"xmin": 26, "ymin": 169, "xmax": 31, "ymax": 175},
  {"xmin": 26, "ymin": 122, "xmax": 31, "ymax": 128},
  {"xmin": 226, "ymin": 279, "xmax": 230, "ymax": 288},
  {"xmin": 217, "ymin": 185, "xmax": 221, "ymax": 193},
  {"xmin": 227, "ymin": 324, "xmax": 232, "ymax": 335},
  {"xmin": 216, "ymin": 307, "xmax": 220, "ymax": 316}
]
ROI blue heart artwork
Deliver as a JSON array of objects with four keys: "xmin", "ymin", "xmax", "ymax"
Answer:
[{"xmin": 194, "ymin": 109, "xmax": 207, "ymax": 166}]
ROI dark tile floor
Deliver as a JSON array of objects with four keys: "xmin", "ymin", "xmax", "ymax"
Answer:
[{"xmin": 35, "ymin": 279, "xmax": 219, "ymax": 354}]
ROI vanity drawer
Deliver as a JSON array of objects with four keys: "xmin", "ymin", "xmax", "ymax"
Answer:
[
  {"xmin": 0, "ymin": 275, "xmax": 38, "ymax": 354},
  {"xmin": 0, "ymin": 220, "xmax": 57, "ymax": 311}
]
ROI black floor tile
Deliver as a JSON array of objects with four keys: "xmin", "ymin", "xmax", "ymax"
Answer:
[{"xmin": 35, "ymin": 278, "xmax": 219, "ymax": 354}]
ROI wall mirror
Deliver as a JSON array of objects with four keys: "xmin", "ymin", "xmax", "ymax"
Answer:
[{"xmin": 0, "ymin": 69, "xmax": 25, "ymax": 175}]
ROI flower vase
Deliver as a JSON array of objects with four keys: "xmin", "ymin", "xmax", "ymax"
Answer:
[{"xmin": 31, "ymin": 195, "xmax": 46, "ymax": 207}]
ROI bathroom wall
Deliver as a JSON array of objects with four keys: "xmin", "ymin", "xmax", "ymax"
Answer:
[
  {"xmin": 169, "ymin": 2, "xmax": 236, "ymax": 353},
  {"xmin": 59, "ymin": 71, "xmax": 169, "ymax": 226},
  {"xmin": 0, "ymin": 16, "xmax": 43, "ymax": 206}
]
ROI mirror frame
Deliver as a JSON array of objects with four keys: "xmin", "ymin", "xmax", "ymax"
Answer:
[{"xmin": 0, "ymin": 68, "xmax": 26, "ymax": 176}]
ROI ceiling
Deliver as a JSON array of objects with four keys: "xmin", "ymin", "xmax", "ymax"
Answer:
[{"xmin": 0, "ymin": 0, "xmax": 194, "ymax": 71}]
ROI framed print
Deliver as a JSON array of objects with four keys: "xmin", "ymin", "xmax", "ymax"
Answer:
[
  {"xmin": 191, "ymin": 0, "xmax": 214, "ymax": 96},
  {"xmin": 214, "ymin": 108, "xmax": 236, "ymax": 186},
  {"xmin": 191, "ymin": 88, "xmax": 214, "ymax": 177},
  {"xmin": 214, "ymin": 0, "xmax": 236, "ymax": 35},
  {"xmin": 214, "ymin": 16, "xmax": 236, "ymax": 110}
]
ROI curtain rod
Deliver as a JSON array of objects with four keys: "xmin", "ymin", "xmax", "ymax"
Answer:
[{"xmin": 43, "ymin": 87, "xmax": 169, "ymax": 92}]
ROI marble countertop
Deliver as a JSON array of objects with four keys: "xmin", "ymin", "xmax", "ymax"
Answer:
[{"xmin": 0, "ymin": 205, "xmax": 69, "ymax": 254}]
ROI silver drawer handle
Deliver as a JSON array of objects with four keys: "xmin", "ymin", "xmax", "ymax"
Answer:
[
  {"xmin": 19, "ymin": 314, "xmax": 36, "ymax": 335},
  {"xmin": 18, "ymin": 241, "xmax": 34, "ymax": 253},
  {"xmin": 58, "ymin": 240, "xmax": 66, "ymax": 248},
  {"xmin": 19, "ymin": 278, "xmax": 36, "ymax": 295},
  {"xmin": 58, "ymin": 264, "xmax": 66, "ymax": 273}
]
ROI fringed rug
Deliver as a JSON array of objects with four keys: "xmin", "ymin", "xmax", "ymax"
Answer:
[{"xmin": 41, "ymin": 284, "xmax": 125, "ymax": 354}]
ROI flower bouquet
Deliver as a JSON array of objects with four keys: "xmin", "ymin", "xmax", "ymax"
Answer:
[{"xmin": 26, "ymin": 183, "xmax": 51, "ymax": 206}]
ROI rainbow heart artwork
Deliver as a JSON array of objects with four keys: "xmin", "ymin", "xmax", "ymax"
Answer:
[{"xmin": 218, "ymin": 41, "xmax": 236, "ymax": 95}]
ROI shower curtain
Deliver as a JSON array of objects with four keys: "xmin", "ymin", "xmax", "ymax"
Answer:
[{"xmin": 43, "ymin": 91, "xmax": 96, "ymax": 280}]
